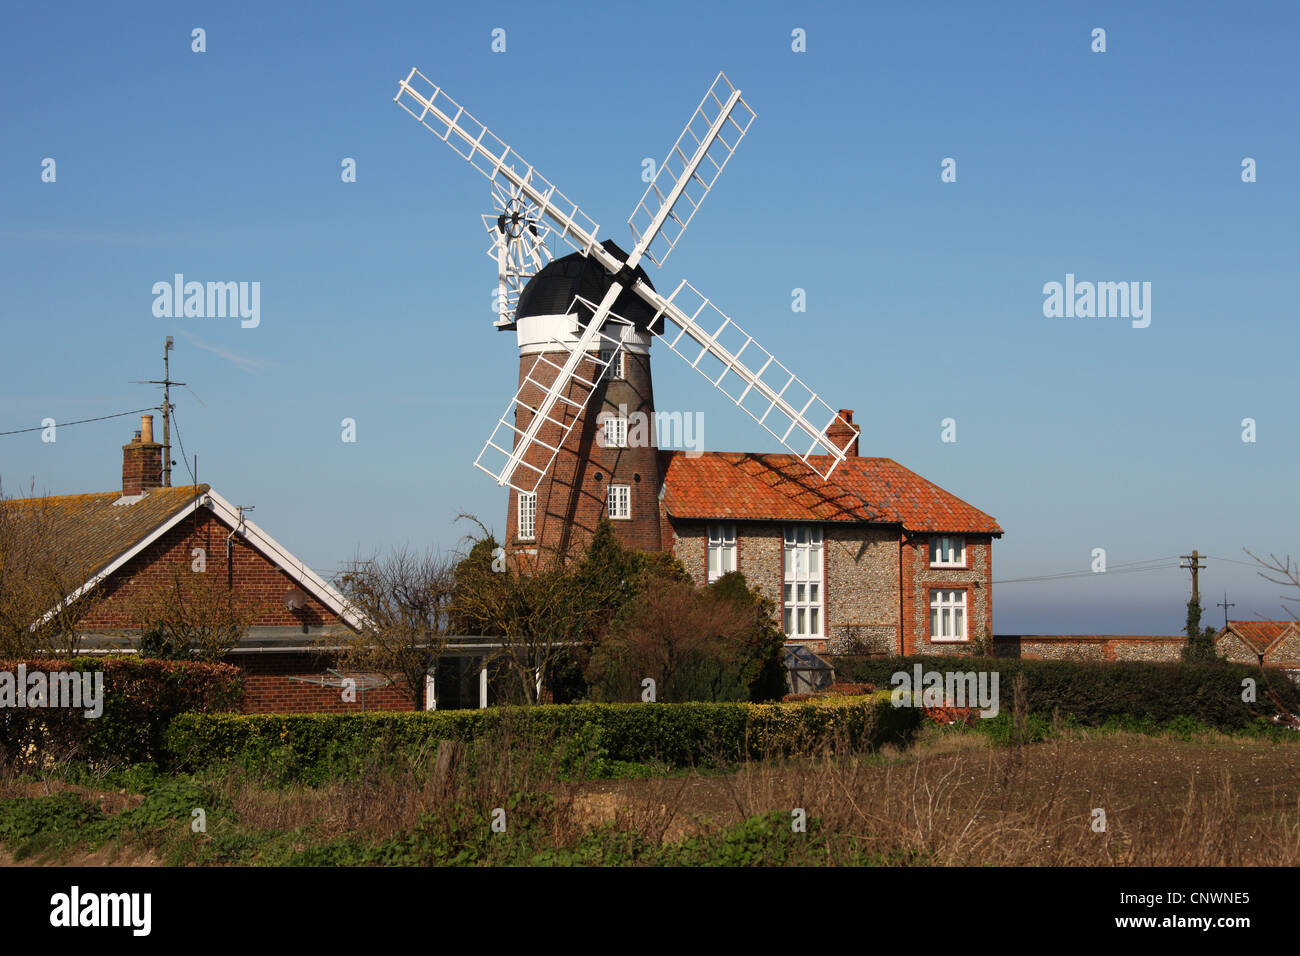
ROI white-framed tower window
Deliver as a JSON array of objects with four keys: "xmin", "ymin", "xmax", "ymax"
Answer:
[
  {"xmin": 929, "ymin": 535, "xmax": 966, "ymax": 568},
  {"xmin": 600, "ymin": 346, "xmax": 625, "ymax": 380},
  {"xmin": 707, "ymin": 522, "xmax": 737, "ymax": 583},
  {"xmin": 607, "ymin": 484, "xmax": 631, "ymax": 520},
  {"xmin": 603, "ymin": 415, "xmax": 628, "ymax": 448},
  {"xmin": 783, "ymin": 525, "xmax": 824, "ymax": 638},
  {"xmin": 929, "ymin": 589, "xmax": 967, "ymax": 641},
  {"xmin": 517, "ymin": 491, "xmax": 536, "ymax": 541}
]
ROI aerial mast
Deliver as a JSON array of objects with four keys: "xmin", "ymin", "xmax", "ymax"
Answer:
[{"xmin": 130, "ymin": 336, "xmax": 184, "ymax": 487}]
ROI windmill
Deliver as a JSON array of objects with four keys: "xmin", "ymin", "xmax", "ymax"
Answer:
[{"xmin": 395, "ymin": 69, "xmax": 856, "ymax": 552}]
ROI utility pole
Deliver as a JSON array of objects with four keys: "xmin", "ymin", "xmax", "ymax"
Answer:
[
  {"xmin": 1180, "ymin": 550, "xmax": 1206, "ymax": 604},
  {"xmin": 1217, "ymin": 592, "xmax": 1235, "ymax": 630},
  {"xmin": 131, "ymin": 337, "xmax": 184, "ymax": 487}
]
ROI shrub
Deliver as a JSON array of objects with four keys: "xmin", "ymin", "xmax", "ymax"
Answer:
[
  {"xmin": 831, "ymin": 655, "xmax": 1300, "ymax": 731},
  {"xmin": 164, "ymin": 692, "xmax": 918, "ymax": 783},
  {"xmin": 0, "ymin": 656, "xmax": 243, "ymax": 769}
]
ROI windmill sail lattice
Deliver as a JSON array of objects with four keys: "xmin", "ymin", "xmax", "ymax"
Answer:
[
  {"xmin": 627, "ymin": 72, "xmax": 756, "ymax": 268},
  {"xmin": 649, "ymin": 281, "xmax": 853, "ymax": 468},
  {"xmin": 395, "ymin": 67, "xmax": 856, "ymax": 491},
  {"xmin": 473, "ymin": 304, "xmax": 630, "ymax": 493}
]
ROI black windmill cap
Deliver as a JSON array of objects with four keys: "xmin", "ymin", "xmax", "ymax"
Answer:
[{"xmin": 515, "ymin": 239, "xmax": 660, "ymax": 332}]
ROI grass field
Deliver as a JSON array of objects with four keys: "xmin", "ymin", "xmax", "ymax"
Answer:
[{"xmin": 5, "ymin": 720, "xmax": 1300, "ymax": 866}]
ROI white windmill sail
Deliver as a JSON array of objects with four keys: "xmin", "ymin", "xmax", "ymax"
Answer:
[
  {"xmin": 644, "ymin": 280, "xmax": 854, "ymax": 471},
  {"xmin": 473, "ymin": 307, "xmax": 631, "ymax": 493},
  {"xmin": 394, "ymin": 67, "xmax": 855, "ymax": 490},
  {"xmin": 627, "ymin": 72, "xmax": 756, "ymax": 268}
]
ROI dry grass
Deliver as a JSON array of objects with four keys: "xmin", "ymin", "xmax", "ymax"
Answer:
[{"xmin": 9, "ymin": 711, "xmax": 1300, "ymax": 865}]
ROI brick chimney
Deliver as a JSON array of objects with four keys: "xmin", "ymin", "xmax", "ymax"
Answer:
[
  {"xmin": 122, "ymin": 414, "xmax": 163, "ymax": 496},
  {"xmin": 826, "ymin": 409, "xmax": 859, "ymax": 458}
]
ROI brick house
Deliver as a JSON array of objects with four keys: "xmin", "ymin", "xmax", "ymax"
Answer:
[{"xmin": 3, "ymin": 415, "xmax": 419, "ymax": 713}]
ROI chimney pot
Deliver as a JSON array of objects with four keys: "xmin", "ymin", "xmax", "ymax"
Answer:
[
  {"xmin": 827, "ymin": 408, "xmax": 860, "ymax": 458},
  {"xmin": 122, "ymin": 418, "xmax": 163, "ymax": 496}
]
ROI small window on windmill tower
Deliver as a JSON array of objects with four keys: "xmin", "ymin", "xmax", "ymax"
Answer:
[
  {"xmin": 600, "ymin": 345, "xmax": 624, "ymax": 380},
  {"xmin": 518, "ymin": 491, "xmax": 536, "ymax": 541},
  {"xmin": 604, "ymin": 415, "xmax": 628, "ymax": 448},
  {"xmin": 607, "ymin": 484, "xmax": 631, "ymax": 520}
]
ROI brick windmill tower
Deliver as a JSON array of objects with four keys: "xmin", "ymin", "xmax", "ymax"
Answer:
[
  {"xmin": 501, "ymin": 239, "xmax": 665, "ymax": 557},
  {"xmin": 396, "ymin": 69, "xmax": 859, "ymax": 562}
]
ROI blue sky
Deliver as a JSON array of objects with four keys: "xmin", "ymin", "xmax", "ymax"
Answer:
[{"xmin": 2, "ymin": 0, "xmax": 1297, "ymax": 634}]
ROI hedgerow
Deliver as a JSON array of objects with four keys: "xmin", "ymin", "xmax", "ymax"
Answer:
[
  {"xmin": 164, "ymin": 692, "xmax": 918, "ymax": 783},
  {"xmin": 831, "ymin": 656, "xmax": 1300, "ymax": 731},
  {"xmin": 0, "ymin": 656, "xmax": 243, "ymax": 768}
]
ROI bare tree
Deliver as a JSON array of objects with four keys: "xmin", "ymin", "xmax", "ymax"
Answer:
[
  {"xmin": 1247, "ymin": 550, "xmax": 1300, "ymax": 621},
  {"xmin": 334, "ymin": 546, "xmax": 457, "ymax": 709},
  {"xmin": 0, "ymin": 480, "xmax": 105, "ymax": 657},
  {"xmin": 124, "ymin": 560, "xmax": 256, "ymax": 661},
  {"xmin": 450, "ymin": 517, "xmax": 604, "ymax": 705}
]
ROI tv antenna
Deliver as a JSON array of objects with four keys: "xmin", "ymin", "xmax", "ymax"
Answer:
[
  {"xmin": 1217, "ymin": 592, "xmax": 1235, "ymax": 630},
  {"xmin": 130, "ymin": 336, "xmax": 184, "ymax": 487}
]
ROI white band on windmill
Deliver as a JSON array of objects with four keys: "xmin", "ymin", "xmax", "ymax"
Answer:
[{"xmin": 474, "ymin": 297, "xmax": 634, "ymax": 493}]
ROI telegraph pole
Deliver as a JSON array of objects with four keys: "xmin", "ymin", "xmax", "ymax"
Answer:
[
  {"xmin": 1217, "ymin": 592, "xmax": 1235, "ymax": 630},
  {"xmin": 1180, "ymin": 550, "xmax": 1206, "ymax": 603},
  {"xmin": 131, "ymin": 336, "xmax": 184, "ymax": 487}
]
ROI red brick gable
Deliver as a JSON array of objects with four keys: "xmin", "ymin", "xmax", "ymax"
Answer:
[
  {"xmin": 80, "ymin": 508, "xmax": 345, "ymax": 631},
  {"xmin": 6, "ymin": 484, "xmax": 357, "ymax": 636},
  {"xmin": 660, "ymin": 452, "xmax": 1002, "ymax": 534}
]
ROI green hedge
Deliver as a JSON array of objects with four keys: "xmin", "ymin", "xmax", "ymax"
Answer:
[
  {"xmin": 0, "ymin": 656, "xmax": 244, "ymax": 768},
  {"xmin": 831, "ymin": 655, "xmax": 1300, "ymax": 731},
  {"xmin": 164, "ymin": 693, "xmax": 918, "ymax": 782}
]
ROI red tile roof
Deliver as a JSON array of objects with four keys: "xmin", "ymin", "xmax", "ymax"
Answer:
[
  {"xmin": 660, "ymin": 452, "xmax": 1001, "ymax": 534},
  {"xmin": 1226, "ymin": 620, "xmax": 1298, "ymax": 654}
]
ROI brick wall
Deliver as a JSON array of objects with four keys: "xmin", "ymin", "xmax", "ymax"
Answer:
[
  {"xmin": 904, "ymin": 534, "xmax": 994, "ymax": 656},
  {"xmin": 81, "ymin": 509, "xmax": 337, "ymax": 630},
  {"xmin": 236, "ymin": 651, "xmax": 416, "ymax": 713},
  {"xmin": 75, "ymin": 506, "xmax": 414, "ymax": 714}
]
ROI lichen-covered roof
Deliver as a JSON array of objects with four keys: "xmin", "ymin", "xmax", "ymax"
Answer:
[{"xmin": 3, "ymin": 484, "xmax": 210, "ymax": 580}]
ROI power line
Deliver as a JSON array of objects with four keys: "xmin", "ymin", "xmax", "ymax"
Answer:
[
  {"xmin": 1206, "ymin": 554, "xmax": 1262, "ymax": 570},
  {"xmin": 994, "ymin": 558, "xmax": 1180, "ymax": 585},
  {"xmin": 994, "ymin": 552, "xmax": 1267, "ymax": 587},
  {"xmin": 0, "ymin": 406, "xmax": 158, "ymax": 437},
  {"xmin": 170, "ymin": 407, "xmax": 197, "ymax": 485}
]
